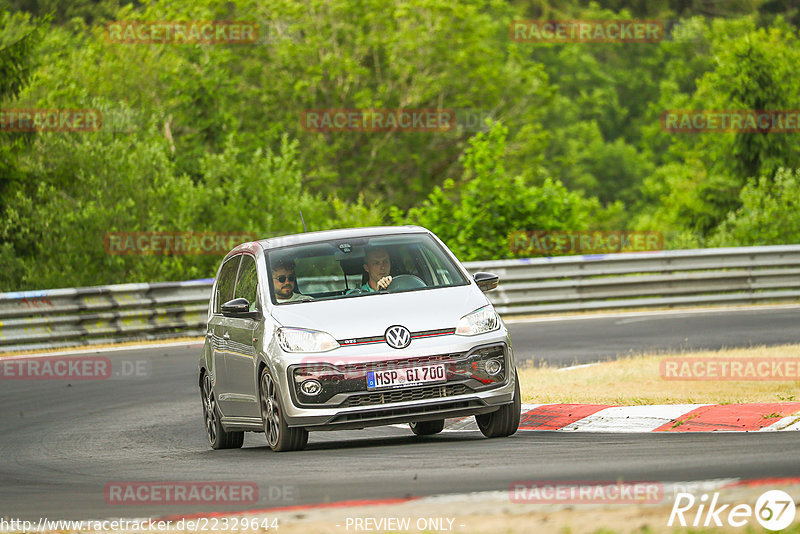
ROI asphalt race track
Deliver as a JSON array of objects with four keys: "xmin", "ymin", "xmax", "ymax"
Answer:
[
  {"xmin": 1, "ymin": 306, "xmax": 799, "ymax": 520},
  {"xmin": 509, "ymin": 305, "xmax": 800, "ymax": 366}
]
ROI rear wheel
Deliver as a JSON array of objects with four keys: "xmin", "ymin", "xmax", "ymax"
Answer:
[
  {"xmin": 476, "ymin": 372, "xmax": 521, "ymax": 438},
  {"xmin": 201, "ymin": 373, "xmax": 244, "ymax": 449},
  {"xmin": 409, "ymin": 419, "xmax": 445, "ymax": 436},
  {"xmin": 259, "ymin": 368, "xmax": 308, "ymax": 452}
]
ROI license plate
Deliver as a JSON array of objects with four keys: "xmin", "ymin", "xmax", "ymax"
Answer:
[{"xmin": 367, "ymin": 364, "xmax": 446, "ymax": 390}]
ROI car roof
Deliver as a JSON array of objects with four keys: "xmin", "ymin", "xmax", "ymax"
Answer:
[{"xmin": 224, "ymin": 226, "xmax": 430, "ymax": 259}]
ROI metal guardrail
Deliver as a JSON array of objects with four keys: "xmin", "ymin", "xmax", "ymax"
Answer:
[
  {"xmin": 1, "ymin": 245, "xmax": 799, "ymax": 352},
  {"xmin": 0, "ymin": 280, "xmax": 212, "ymax": 353},
  {"xmin": 471, "ymin": 245, "xmax": 800, "ymax": 315}
]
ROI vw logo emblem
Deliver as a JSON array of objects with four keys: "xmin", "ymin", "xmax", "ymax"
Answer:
[{"xmin": 385, "ymin": 325, "xmax": 411, "ymax": 349}]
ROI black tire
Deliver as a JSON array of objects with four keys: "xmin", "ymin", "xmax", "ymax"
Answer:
[
  {"xmin": 259, "ymin": 368, "xmax": 309, "ymax": 452},
  {"xmin": 475, "ymin": 371, "xmax": 521, "ymax": 438},
  {"xmin": 410, "ymin": 419, "xmax": 445, "ymax": 436},
  {"xmin": 201, "ymin": 373, "xmax": 244, "ymax": 449}
]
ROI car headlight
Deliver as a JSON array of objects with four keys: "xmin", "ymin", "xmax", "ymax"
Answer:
[
  {"xmin": 455, "ymin": 305, "xmax": 501, "ymax": 336},
  {"xmin": 277, "ymin": 327, "xmax": 340, "ymax": 353}
]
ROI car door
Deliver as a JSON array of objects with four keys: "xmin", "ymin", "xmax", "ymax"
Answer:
[
  {"xmin": 221, "ymin": 254, "xmax": 261, "ymax": 418},
  {"xmin": 210, "ymin": 255, "xmax": 240, "ymax": 416}
]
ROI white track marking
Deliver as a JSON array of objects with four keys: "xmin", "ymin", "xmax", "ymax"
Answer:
[
  {"xmin": 759, "ymin": 412, "xmax": 800, "ymax": 431},
  {"xmin": 503, "ymin": 304, "xmax": 800, "ymax": 324},
  {"xmin": 556, "ymin": 404, "xmax": 709, "ymax": 432},
  {"xmin": 556, "ymin": 362, "xmax": 601, "ymax": 372},
  {"xmin": 0, "ymin": 340, "xmax": 202, "ymax": 359}
]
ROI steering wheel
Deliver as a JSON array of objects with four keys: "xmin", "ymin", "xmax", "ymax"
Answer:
[{"xmin": 386, "ymin": 274, "xmax": 427, "ymax": 291}]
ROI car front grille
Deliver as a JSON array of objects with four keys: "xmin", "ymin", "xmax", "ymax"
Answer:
[
  {"xmin": 337, "ymin": 353, "xmax": 462, "ymax": 374},
  {"xmin": 341, "ymin": 383, "xmax": 469, "ymax": 407}
]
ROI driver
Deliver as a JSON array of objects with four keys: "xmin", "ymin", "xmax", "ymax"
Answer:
[{"xmin": 359, "ymin": 247, "xmax": 392, "ymax": 292}]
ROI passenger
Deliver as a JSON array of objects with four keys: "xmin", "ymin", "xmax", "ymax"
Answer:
[{"xmin": 271, "ymin": 258, "xmax": 312, "ymax": 303}]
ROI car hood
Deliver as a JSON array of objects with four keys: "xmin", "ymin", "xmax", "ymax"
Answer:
[{"xmin": 269, "ymin": 284, "xmax": 489, "ymax": 339}]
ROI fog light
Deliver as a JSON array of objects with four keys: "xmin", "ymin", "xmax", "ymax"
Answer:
[
  {"xmin": 485, "ymin": 359, "xmax": 502, "ymax": 376},
  {"xmin": 300, "ymin": 379, "xmax": 322, "ymax": 396}
]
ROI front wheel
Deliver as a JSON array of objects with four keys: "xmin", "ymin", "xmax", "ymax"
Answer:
[
  {"xmin": 259, "ymin": 368, "xmax": 308, "ymax": 452},
  {"xmin": 410, "ymin": 419, "xmax": 445, "ymax": 436},
  {"xmin": 201, "ymin": 373, "xmax": 244, "ymax": 449},
  {"xmin": 475, "ymin": 372, "xmax": 521, "ymax": 438}
]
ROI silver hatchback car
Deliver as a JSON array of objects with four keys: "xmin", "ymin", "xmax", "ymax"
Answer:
[{"xmin": 199, "ymin": 226, "xmax": 520, "ymax": 451}]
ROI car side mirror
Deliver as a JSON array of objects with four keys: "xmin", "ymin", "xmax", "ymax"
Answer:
[
  {"xmin": 473, "ymin": 272, "xmax": 499, "ymax": 292},
  {"xmin": 221, "ymin": 298, "xmax": 260, "ymax": 319}
]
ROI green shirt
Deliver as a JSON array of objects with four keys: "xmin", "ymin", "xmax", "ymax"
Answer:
[{"xmin": 346, "ymin": 282, "xmax": 376, "ymax": 295}]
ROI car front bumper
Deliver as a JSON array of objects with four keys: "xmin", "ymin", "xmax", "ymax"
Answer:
[{"xmin": 274, "ymin": 329, "xmax": 517, "ymax": 430}]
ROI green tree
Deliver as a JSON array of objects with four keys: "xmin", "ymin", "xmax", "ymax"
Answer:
[
  {"xmin": 635, "ymin": 17, "xmax": 800, "ymax": 238},
  {"xmin": 396, "ymin": 122, "xmax": 616, "ymax": 260},
  {"xmin": 0, "ymin": 101, "xmax": 381, "ymax": 290},
  {"xmin": 0, "ymin": 0, "xmax": 127, "ymax": 25},
  {"xmin": 0, "ymin": 9, "xmax": 46, "ymax": 208},
  {"xmin": 708, "ymin": 168, "xmax": 800, "ymax": 247}
]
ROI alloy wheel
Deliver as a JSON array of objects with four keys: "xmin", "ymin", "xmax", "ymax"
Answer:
[
  {"xmin": 202, "ymin": 374, "xmax": 218, "ymax": 445},
  {"xmin": 260, "ymin": 372, "xmax": 281, "ymax": 448}
]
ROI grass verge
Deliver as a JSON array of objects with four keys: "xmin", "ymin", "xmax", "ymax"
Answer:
[{"xmin": 518, "ymin": 343, "xmax": 800, "ymax": 405}]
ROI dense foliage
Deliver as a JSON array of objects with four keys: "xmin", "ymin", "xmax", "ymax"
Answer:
[{"xmin": 1, "ymin": 0, "xmax": 799, "ymax": 290}]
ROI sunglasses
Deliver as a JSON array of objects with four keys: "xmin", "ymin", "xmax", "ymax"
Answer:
[{"xmin": 274, "ymin": 274, "xmax": 296, "ymax": 283}]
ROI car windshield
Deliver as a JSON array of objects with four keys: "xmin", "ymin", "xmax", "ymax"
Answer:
[{"xmin": 266, "ymin": 233, "xmax": 468, "ymax": 304}]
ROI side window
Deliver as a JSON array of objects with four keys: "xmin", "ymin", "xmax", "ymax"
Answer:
[
  {"xmin": 215, "ymin": 256, "xmax": 241, "ymax": 313},
  {"xmin": 234, "ymin": 255, "xmax": 259, "ymax": 309}
]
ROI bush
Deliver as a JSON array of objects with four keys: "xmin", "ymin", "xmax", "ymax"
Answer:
[
  {"xmin": 708, "ymin": 168, "xmax": 800, "ymax": 247},
  {"xmin": 396, "ymin": 122, "xmax": 615, "ymax": 261}
]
